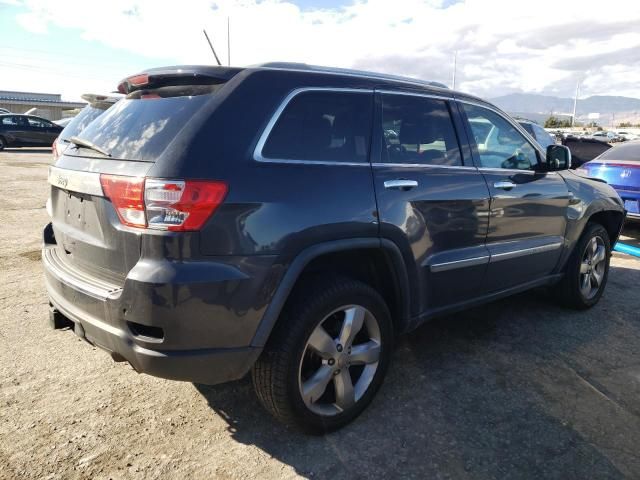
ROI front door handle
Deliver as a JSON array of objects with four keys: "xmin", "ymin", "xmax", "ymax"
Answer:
[
  {"xmin": 493, "ymin": 180, "xmax": 516, "ymax": 190},
  {"xmin": 384, "ymin": 179, "xmax": 418, "ymax": 190}
]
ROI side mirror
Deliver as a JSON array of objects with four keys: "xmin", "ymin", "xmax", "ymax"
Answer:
[{"xmin": 545, "ymin": 144, "xmax": 571, "ymax": 171}]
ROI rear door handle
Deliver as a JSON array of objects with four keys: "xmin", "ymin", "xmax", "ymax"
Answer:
[
  {"xmin": 384, "ymin": 179, "xmax": 418, "ymax": 190},
  {"xmin": 493, "ymin": 180, "xmax": 516, "ymax": 190}
]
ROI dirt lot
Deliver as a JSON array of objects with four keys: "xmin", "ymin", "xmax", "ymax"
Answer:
[{"xmin": 1, "ymin": 148, "xmax": 640, "ymax": 479}]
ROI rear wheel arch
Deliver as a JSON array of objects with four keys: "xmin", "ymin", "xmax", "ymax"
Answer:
[{"xmin": 251, "ymin": 238, "xmax": 412, "ymax": 348}]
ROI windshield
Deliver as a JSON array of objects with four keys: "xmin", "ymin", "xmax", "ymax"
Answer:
[
  {"xmin": 597, "ymin": 142, "xmax": 640, "ymax": 162},
  {"xmin": 67, "ymin": 84, "xmax": 221, "ymax": 162},
  {"xmin": 60, "ymin": 105, "xmax": 113, "ymax": 142}
]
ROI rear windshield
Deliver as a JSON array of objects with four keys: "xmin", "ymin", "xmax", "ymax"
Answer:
[
  {"xmin": 68, "ymin": 85, "xmax": 220, "ymax": 161},
  {"xmin": 598, "ymin": 142, "xmax": 640, "ymax": 161},
  {"xmin": 60, "ymin": 104, "xmax": 112, "ymax": 141}
]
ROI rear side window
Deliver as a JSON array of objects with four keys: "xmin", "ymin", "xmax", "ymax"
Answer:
[
  {"xmin": 69, "ymin": 85, "xmax": 221, "ymax": 161},
  {"xmin": 27, "ymin": 117, "xmax": 53, "ymax": 128},
  {"xmin": 381, "ymin": 94, "xmax": 462, "ymax": 166},
  {"xmin": 261, "ymin": 91, "xmax": 373, "ymax": 163}
]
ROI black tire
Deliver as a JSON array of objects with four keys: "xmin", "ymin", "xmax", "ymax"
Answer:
[
  {"xmin": 556, "ymin": 222, "xmax": 611, "ymax": 309},
  {"xmin": 0, "ymin": 136, "xmax": 6, "ymax": 151},
  {"xmin": 252, "ymin": 275, "xmax": 393, "ymax": 434}
]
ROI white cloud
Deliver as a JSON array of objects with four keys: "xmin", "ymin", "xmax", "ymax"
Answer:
[{"xmin": 5, "ymin": 0, "xmax": 640, "ymax": 100}]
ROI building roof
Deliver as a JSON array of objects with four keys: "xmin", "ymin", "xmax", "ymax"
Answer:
[{"xmin": 0, "ymin": 90, "xmax": 85, "ymax": 109}]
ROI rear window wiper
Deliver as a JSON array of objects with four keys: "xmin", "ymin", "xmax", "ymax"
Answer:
[{"xmin": 69, "ymin": 136, "xmax": 111, "ymax": 157}]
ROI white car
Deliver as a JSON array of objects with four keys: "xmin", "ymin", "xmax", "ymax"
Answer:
[{"xmin": 616, "ymin": 131, "xmax": 639, "ymax": 141}]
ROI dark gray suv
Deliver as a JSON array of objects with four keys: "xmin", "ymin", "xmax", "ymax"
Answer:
[{"xmin": 42, "ymin": 63, "xmax": 626, "ymax": 433}]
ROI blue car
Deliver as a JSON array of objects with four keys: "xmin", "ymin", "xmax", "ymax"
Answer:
[{"xmin": 578, "ymin": 141, "xmax": 640, "ymax": 220}]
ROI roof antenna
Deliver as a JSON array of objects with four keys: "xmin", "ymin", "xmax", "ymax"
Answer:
[{"xmin": 203, "ymin": 29, "xmax": 222, "ymax": 66}]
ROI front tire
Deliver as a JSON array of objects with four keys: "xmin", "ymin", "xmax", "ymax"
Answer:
[
  {"xmin": 556, "ymin": 223, "xmax": 611, "ymax": 309},
  {"xmin": 252, "ymin": 276, "xmax": 393, "ymax": 433},
  {"xmin": 0, "ymin": 136, "xmax": 6, "ymax": 151}
]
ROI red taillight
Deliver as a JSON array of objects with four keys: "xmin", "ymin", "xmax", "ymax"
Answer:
[
  {"xmin": 52, "ymin": 140, "xmax": 59, "ymax": 161},
  {"xmin": 100, "ymin": 174, "xmax": 146, "ymax": 228},
  {"xmin": 99, "ymin": 175, "xmax": 227, "ymax": 231},
  {"xmin": 145, "ymin": 179, "xmax": 228, "ymax": 231}
]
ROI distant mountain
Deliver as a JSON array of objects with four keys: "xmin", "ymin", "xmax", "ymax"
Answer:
[{"xmin": 490, "ymin": 93, "xmax": 640, "ymax": 116}]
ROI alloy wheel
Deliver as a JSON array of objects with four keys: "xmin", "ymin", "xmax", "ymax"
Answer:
[
  {"xmin": 298, "ymin": 305, "xmax": 381, "ymax": 416},
  {"xmin": 579, "ymin": 236, "xmax": 607, "ymax": 300}
]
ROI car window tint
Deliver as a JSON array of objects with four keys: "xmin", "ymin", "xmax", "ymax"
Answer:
[
  {"xmin": 1, "ymin": 116, "xmax": 17, "ymax": 125},
  {"xmin": 262, "ymin": 91, "xmax": 373, "ymax": 163},
  {"xmin": 27, "ymin": 117, "xmax": 46, "ymax": 128},
  {"xmin": 598, "ymin": 142, "xmax": 640, "ymax": 162},
  {"xmin": 381, "ymin": 95, "xmax": 462, "ymax": 166},
  {"xmin": 70, "ymin": 85, "xmax": 221, "ymax": 162},
  {"xmin": 60, "ymin": 105, "xmax": 111, "ymax": 141},
  {"xmin": 532, "ymin": 124, "xmax": 555, "ymax": 149},
  {"xmin": 519, "ymin": 122, "xmax": 535, "ymax": 136},
  {"xmin": 464, "ymin": 104, "xmax": 538, "ymax": 170}
]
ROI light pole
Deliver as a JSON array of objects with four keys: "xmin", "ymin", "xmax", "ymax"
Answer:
[
  {"xmin": 451, "ymin": 50, "xmax": 458, "ymax": 90},
  {"xmin": 571, "ymin": 79, "xmax": 581, "ymax": 128}
]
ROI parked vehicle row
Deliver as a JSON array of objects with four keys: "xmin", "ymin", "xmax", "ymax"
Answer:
[{"xmin": 42, "ymin": 63, "xmax": 625, "ymax": 433}]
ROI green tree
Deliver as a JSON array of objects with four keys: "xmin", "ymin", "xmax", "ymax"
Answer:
[{"xmin": 544, "ymin": 116, "xmax": 572, "ymax": 128}]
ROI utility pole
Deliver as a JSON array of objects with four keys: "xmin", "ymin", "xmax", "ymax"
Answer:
[
  {"xmin": 571, "ymin": 79, "xmax": 581, "ymax": 128},
  {"xmin": 451, "ymin": 50, "xmax": 458, "ymax": 90}
]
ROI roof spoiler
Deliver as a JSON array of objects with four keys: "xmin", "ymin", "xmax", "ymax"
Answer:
[
  {"xmin": 117, "ymin": 65, "xmax": 243, "ymax": 94},
  {"xmin": 81, "ymin": 93, "xmax": 120, "ymax": 105}
]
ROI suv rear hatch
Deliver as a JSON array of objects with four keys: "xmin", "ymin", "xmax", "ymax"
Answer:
[{"xmin": 47, "ymin": 66, "xmax": 241, "ymax": 285}]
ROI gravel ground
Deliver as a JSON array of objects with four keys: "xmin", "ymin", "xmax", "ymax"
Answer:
[{"xmin": 1, "ymin": 148, "xmax": 640, "ymax": 480}]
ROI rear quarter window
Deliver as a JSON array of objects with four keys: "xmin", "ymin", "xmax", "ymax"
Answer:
[{"xmin": 260, "ymin": 90, "xmax": 373, "ymax": 163}]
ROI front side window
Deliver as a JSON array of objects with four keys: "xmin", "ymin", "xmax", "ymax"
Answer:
[
  {"xmin": 463, "ymin": 104, "xmax": 538, "ymax": 170},
  {"xmin": 532, "ymin": 124, "xmax": 555, "ymax": 149},
  {"xmin": 381, "ymin": 94, "xmax": 462, "ymax": 166},
  {"xmin": 261, "ymin": 91, "xmax": 373, "ymax": 163}
]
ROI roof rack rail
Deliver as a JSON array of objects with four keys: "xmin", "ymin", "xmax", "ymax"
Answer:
[{"xmin": 252, "ymin": 62, "xmax": 449, "ymax": 89}]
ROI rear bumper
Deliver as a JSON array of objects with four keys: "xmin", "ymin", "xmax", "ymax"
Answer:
[
  {"xmin": 46, "ymin": 288, "xmax": 260, "ymax": 385},
  {"xmin": 41, "ymin": 231, "xmax": 275, "ymax": 385}
]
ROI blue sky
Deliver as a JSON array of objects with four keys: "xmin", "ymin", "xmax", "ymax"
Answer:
[
  {"xmin": 0, "ymin": 2, "xmax": 176, "ymax": 99},
  {"xmin": 1, "ymin": 0, "xmax": 639, "ymax": 102}
]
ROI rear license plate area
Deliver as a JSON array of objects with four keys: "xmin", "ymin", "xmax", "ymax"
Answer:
[
  {"xmin": 64, "ymin": 191, "xmax": 88, "ymax": 225},
  {"xmin": 624, "ymin": 199, "xmax": 639, "ymax": 214}
]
